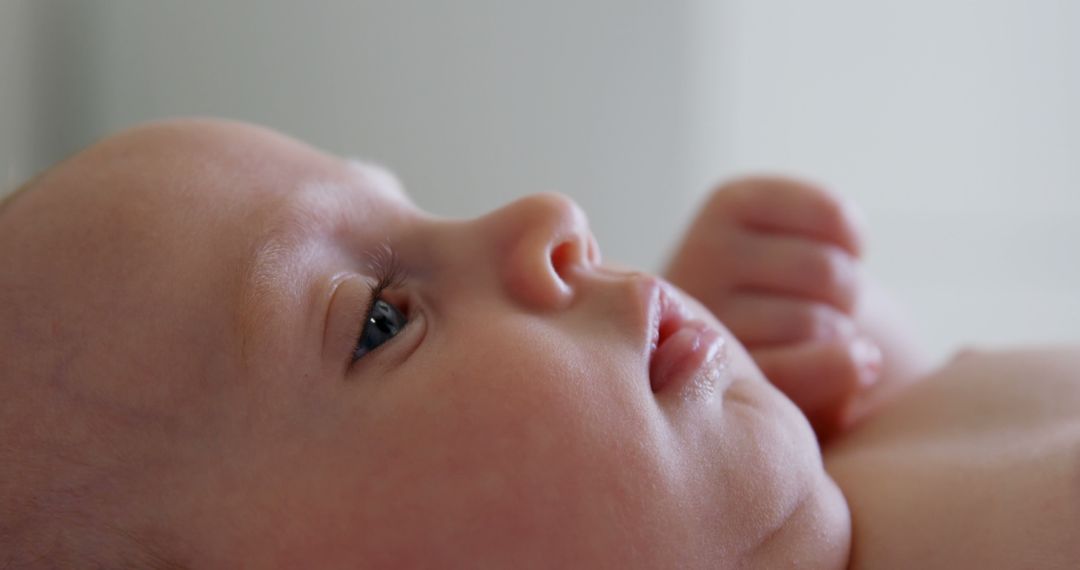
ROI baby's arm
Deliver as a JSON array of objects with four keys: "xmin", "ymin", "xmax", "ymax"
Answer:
[{"xmin": 665, "ymin": 177, "xmax": 930, "ymax": 437}]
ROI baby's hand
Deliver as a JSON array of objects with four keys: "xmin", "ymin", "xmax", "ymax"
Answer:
[{"xmin": 665, "ymin": 177, "xmax": 882, "ymax": 438}]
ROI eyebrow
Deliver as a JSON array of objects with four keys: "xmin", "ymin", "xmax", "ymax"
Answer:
[{"xmin": 236, "ymin": 183, "xmax": 356, "ymax": 365}]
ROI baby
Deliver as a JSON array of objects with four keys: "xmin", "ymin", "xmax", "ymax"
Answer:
[{"xmin": 0, "ymin": 119, "xmax": 1076, "ymax": 569}]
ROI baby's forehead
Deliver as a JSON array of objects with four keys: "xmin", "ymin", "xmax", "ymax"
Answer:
[
  {"xmin": 1, "ymin": 118, "xmax": 416, "ymax": 301},
  {"xmin": 2, "ymin": 119, "xmax": 416, "ymax": 363},
  {"xmin": 4, "ymin": 120, "xmax": 408, "ymax": 232}
]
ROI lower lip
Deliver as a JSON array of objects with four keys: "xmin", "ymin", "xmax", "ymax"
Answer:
[{"xmin": 650, "ymin": 320, "xmax": 728, "ymax": 402}]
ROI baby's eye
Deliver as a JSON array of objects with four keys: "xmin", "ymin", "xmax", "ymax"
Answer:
[{"xmin": 353, "ymin": 298, "xmax": 408, "ymax": 362}]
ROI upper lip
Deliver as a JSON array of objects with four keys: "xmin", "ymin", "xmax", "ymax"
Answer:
[{"xmin": 589, "ymin": 268, "xmax": 692, "ymax": 393}]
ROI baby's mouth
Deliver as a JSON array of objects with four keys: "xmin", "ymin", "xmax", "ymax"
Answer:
[
  {"xmin": 648, "ymin": 288, "xmax": 684, "ymax": 392},
  {"xmin": 647, "ymin": 282, "xmax": 729, "ymax": 401}
]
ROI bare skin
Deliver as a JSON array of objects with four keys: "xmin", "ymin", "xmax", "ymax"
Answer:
[
  {"xmin": 827, "ymin": 348, "xmax": 1080, "ymax": 568},
  {"xmin": 667, "ymin": 179, "xmax": 1080, "ymax": 568},
  {"xmin": 1, "ymin": 118, "xmax": 1076, "ymax": 567},
  {"xmin": 666, "ymin": 177, "xmax": 932, "ymax": 437},
  {"xmin": 0, "ymin": 120, "xmax": 849, "ymax": 568}
]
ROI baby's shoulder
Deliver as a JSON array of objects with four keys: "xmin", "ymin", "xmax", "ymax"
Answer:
[
  {"xmin": 921, "ymin": 345, "xmax": 1080, "ymax": 428},
  {"xmin": 825, "ymin": 346, "xmax": 1080, "ymax": 569}
]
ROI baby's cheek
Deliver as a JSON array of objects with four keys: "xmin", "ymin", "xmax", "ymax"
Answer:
[{"xmin": 402, "ymin": 331, "xmax": 684, "ymax": 560}]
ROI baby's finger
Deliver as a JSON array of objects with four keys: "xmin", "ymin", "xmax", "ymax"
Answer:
[
  {"xmin": 751, "ymin": 338, "xmax": 882, "ymax": 430},
  {"xmin": 706, "ymin": 176, "xmax": 864, "ymax": 257},
  {"xmin": 718, "ymin": 294, "xmax": 856, "ymax": 348},
  {"xmin": 733, "ymin": 233, "xmax": 859, "ymax": 313}
]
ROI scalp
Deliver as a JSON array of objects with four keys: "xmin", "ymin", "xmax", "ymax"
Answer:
[{"xmin": 0, "ymin": 120, "xmax": 263, "ymax": 570}]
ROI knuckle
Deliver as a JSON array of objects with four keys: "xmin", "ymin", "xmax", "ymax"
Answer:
[
  {"xmin": 797, "ymin": 247, "xmax": 834, "ymax": 286},
  {"xmin": 707, "ymin": 176, "xmax": 786, "ymax": 217},
  {"xmin": 827, "ymin": 192, "xmax": 861, "ymax": 232},
  {"xmin": 786, "ymin": 304, "xmax": 825, "ymax": 340},
  {"xmin": 803, "ymin": 247, "xmax": 855, "ymax": 300},
  {"xmin": 806, "ymin": 342, "xmax": 861, "ymax": 396},
  {"xmin": 810, "ymin": 304, "xmax": 842, "ymax": 339},
  {"xmin": 704, "ymin": 182, "xmax": 747, "ymax": 219},
  {"xmin": 774, "ymin": 177, "xmax": 847, "ymax": 222},
  {"xmin": 831, "ymin": 340, "xmax": 860, "ymax": 373},
  {"xmin": 813, "ymin": 189, "xmax": 864, "ymax": 254},
  {"xmin": 787, "ymin": 303, "xmax": 851, "ymax": 342},
  {"xmin": 809, "ymin": 185, "xmax": 848, "ymax": 222}
]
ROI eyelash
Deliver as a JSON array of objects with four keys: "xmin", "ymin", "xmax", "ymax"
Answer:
[
  {"xmin": 351, "ymin": 244, "xmax": 409, "ymax": 365},
  {"xmin": 364, "ymin": 246, "xmax": 407, "ymax": 313}
]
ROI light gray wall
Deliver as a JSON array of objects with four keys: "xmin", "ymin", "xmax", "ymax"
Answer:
[
  {"xmin": 721, "ymin": 0, "xmax": 1080, "ymax": 357},
  {"xmin": 2, "ymin": 1, "xmax": 1078, "ymax": 359},
  {"xmin": 0, "ymin": 0, "xmax": 35, "ymax": 190},
  {"xmin": 79, "ymin": 0, "xmax": 723, "ymax": 272},
  {"xmin": 0, "ymin": 1, "xmax": 100, "ymax": 187}
]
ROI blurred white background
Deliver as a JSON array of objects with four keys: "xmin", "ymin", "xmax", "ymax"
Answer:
[{"xmin": 2, "ymin": 1, "xmax": 1077, "ymax": 361}]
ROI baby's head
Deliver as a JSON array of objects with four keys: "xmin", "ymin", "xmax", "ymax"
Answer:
[{"xmin": 0, "ymin": 119, "xmax": 849, "ymax": 568}]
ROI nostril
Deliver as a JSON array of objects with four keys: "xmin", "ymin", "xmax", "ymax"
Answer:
[{"xmin": 550, "ymin": 240, "xmax": 584, "ymax": 280}]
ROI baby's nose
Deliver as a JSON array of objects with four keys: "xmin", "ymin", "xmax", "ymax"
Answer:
[{"xmin": 480, "ymin": 192, "xmax": 600, "ymax": 310}]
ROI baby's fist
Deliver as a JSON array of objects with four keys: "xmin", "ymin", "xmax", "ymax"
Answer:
[{"xmin": 665, "ymin": 176, "xmax": 881, "ymax": 437}]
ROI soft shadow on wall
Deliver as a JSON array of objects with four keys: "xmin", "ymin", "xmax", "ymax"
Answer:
[{"xmin": 1, "ymin": 1, "xmax": 101, "ymax": 189}]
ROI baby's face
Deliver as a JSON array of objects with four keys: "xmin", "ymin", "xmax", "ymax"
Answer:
[{"xmin": 0, "ymin": 120, "xmax": 848, "ymax": 567}]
